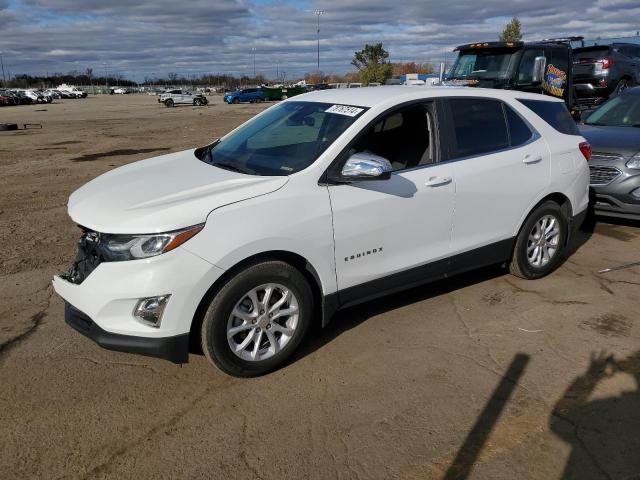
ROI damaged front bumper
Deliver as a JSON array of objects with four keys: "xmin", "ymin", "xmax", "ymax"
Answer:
[{"xmin": 53, "ymin": 238, "xmax": 225, "ymax": 363}]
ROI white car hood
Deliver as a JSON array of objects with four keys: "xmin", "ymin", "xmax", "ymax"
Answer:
[{"xmin": 68, "ymin": 149, "xmax": 288, "ymax": 234}]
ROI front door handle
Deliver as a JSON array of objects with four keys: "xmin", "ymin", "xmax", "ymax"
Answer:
[
  {"xmin": 425, "ymin": 176, "xmax": 452, "ymax": 187},
  {"xmin": 523, "ymin": 154, "xmax": 542, "ymax": 164}
]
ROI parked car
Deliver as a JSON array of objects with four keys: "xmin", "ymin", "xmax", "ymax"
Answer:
[
  {"xmin": 0, "ymin": 89, "xmax": 19, "ymax": 105},
  {"xmin": 11, "ymin": 90, "xmax": 33, "ymax": 104},
  {"xmin": 573, "ymin": 43, "xmax": 640, "ymax": 101},
  {"xmin": 159, "ymin": 89, "xmax": 208, "ymax": 107},
  {"xmin": 57, "ymin": 84, "xmax": 87, "ymax": 98},
  {"xmin": 53, "ymin": 87, "xmax": 590, "ymax": 376},
  {"xmin": 224, "ymin": 88, "xmax": 265, "ymax": 104},
  {"xmin": 579, "ymin": 86, "xmax": 640, "ymax": 220}
]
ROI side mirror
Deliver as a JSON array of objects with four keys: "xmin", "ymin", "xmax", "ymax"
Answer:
[
  {"xmin": 531, "ymin": 56, "xmax": 547, "ymax": 84},
  {"xmin": 339, "ymin": 152, "xmax": 393, "ymax": 181}
]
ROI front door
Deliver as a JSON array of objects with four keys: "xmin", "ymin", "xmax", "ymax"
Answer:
[{"xmin": 328, "ymin": 102, "xmax": 455, "ymax": 304}]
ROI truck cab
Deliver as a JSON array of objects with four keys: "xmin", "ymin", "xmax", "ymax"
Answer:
[{"xmin": 448, "ymin": 40, "xmax": 575, "ymax": 113}]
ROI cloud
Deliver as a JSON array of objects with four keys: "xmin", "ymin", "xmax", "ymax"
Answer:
[{"xmin": 1, "ymin": 0, "xmax": 639, "ymax": 80}]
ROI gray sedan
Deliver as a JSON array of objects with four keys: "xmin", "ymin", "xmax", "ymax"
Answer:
[{"xmin": 579, "ymin": 87, "xmax": 640, "ymax": 220}]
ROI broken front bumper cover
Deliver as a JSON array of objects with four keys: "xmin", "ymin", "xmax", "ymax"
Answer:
[{"xmin": 65, "ymin": 302, "xmax": 189, "ymax": 363}]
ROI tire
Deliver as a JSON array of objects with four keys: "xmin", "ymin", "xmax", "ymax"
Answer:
[
  {"xmin": 256, "ymin": 97, "xmax": 263, "ymax": 103},
  {"xmin": 164, "ymin": 99, "xmax": 174, "ymax": 108},
  {"xmin": 233, "ymin": 98, "xmax": 239, "ymax": 104},
  {"xmin": 193, "ymin": 98, "xmax": 201, "ymax": 106},
  {"xmin": 509, "ymin": 201, "xmax": 568, "ymax": 279},
  {"xmin": 612, "ymin": 78, "xmax": 631, "ymax": 97},
  {"xmin": 0, "ymin": 123, "xmax": 18, "ymax": 131},
  {"xmin": 201, "ymin": 260, "xmax": 313, "ymax": 377}
]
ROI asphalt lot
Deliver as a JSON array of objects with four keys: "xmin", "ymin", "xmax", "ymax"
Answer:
[{"xmin": 1, "ymin": 94, "xmax": 639, "ymax": 479}]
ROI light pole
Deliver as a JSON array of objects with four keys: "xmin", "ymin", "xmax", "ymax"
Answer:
[
  {"xmin": 314, "ymin": 9, "xmax": 324, "ymax": 80},
  {"xmin": 0, "ymin": 52, "xmax": 6, "ymax": 87},
  {"xmin": 252, "ymin": 47, "xmax": 256, "ymax": 79}
]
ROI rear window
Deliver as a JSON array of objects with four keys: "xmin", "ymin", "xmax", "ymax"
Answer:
[
  {"xmin": 505, "ymin": 106, "xmax": 533, "ymax": 146},
  {"xmin": 517, "ymin": 99, "xmax": 579, "ymax": 135},
  {"xmin": 573, "ymin": 47, "xmax": 610, "ymax": 61}
]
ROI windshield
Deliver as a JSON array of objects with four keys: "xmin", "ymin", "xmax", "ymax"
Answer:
[
  {"xmin": 449, "ymin": 49, "xmax": 519, "ymax": 79},
  {"xmin": 198, "ymin": 101, "xmax": 366, "ymax": 176},
  {"xmin": 585, "ymin": 92, "xmax": 640, "ymax": 127}
]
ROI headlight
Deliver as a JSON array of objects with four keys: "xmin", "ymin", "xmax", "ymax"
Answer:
[
  {"xmin": 626, "ymin": 153, "xmax": 640, "ymax": 170},
  {"xmin": 101, "ymin": 224, "xmax": 204, "ymax": 260}
]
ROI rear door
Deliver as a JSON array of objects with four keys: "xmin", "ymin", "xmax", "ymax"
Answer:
[{"xmin": 440, "ymin": 97, "xmax": 550, "ymax": 255}]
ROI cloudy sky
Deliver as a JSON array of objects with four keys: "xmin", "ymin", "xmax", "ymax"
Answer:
[{"xmin": 1, "ymin": 0, "xmax": 639, "ymax": 81}]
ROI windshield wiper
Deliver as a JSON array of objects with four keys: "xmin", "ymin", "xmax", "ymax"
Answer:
[{"xmin": 212, "ymin": 162, "xmax": 256, "ymax": 175}]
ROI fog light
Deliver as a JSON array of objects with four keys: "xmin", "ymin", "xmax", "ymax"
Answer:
[
  {"xmin": 133, "ymin": 295, "xmax": 170, "ymax": 327},
  {"xmin": 631, "ymin": 187, "xmax": 640, "ymax": 200}
]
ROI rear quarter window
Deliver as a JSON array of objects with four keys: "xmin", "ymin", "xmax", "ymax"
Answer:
[{"xmin": 517, "ymin": 99, "xmax": 580, "ymax": 135}]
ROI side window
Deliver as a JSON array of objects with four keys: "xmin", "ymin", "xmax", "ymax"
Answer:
[
  {"xmin": 517, "ymin": 99, "xmax": 580, "ymax": 135},
  {"xmin": 350, "ymin": 103, "xmax": 435, "ymax": 171},
  {"xmin": 549, "ymin": 47, "xmax": 570, "ymax": 77},
  {"xmin": 505, "ymin": 105, "xmax": 533, "ymax": 146},
  {"xmin": 517, "ymin": 49, "xmax": 544, "ymax": 83},
  {"xmin": 447, "ymin": 98, "xmax": 509, "ymax": 158}
]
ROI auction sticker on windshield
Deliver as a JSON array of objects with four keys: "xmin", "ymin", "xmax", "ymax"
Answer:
[{"xmin": 325, "ymin": 105, "xmax": 364, "ymax": 117}]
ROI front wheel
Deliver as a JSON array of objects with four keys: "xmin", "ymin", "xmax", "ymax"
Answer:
[
  {"xmin": 164, "ymin": 99, "xmax": 174, "ymax": 107},
  {"xmin": 201, "ymin": 261, "xmax": 313, "ymax": 377},
  {"xmin": 509, "ymin": 201, "xmax": 567, "ymax": 279},
  {"xmin": 232, "ymin": 98, "xmax": 239, "ymax": 104}
]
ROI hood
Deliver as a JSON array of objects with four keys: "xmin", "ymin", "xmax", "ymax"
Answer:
[
  {"xmin": 578, "ymin": 124, "xmax": 640, "ymax": 157},
  {"xmin": 68, "ymin": 149, "xmax": 288, "ymax": 234}
]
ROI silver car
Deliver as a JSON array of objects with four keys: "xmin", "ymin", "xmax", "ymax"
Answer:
[
  {"xmin": 580, "ymin": 87, "xmax": 640, "ymax": 220},
  {"xmin": 159, "ymin": 89, "xmax": 208, "ymax": 107}
]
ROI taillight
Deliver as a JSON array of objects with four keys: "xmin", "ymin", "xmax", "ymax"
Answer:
[
  {"xmin": 579, "ymin": 141, "xmax": 592, "ymax": 161},
  {"xmin": 601, "ymin": 58, "xmax": 614, "ymax": 69}
]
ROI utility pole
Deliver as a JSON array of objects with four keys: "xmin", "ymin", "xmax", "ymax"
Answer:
[
  {"xmin": 314, "ymin": 9, "xmax": 324, "ymax": 80},
  {"xmin": 252, "ymin": 47, "xmax": 256, "ymax": 79}
]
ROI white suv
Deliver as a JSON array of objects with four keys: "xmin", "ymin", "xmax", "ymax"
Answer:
[{"xmin": 53, "ymin": 87, "xmax": 591, "ymax": 376}]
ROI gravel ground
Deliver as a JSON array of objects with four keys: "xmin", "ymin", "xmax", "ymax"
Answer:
[{"xmin": 1, "ymin": 94, "xmax": 639, "ymax": 480}]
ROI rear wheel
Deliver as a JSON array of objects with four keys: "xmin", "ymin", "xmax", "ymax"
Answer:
[
  {"xmin": 201, "ymin": 261, "xmax": 313, "ymax": 377},
  {"xmin": 193, "ymin": 98, "xmax": 201, "ymax": 106},
  {"xmin": 256, "ymin": 97, "xmax": 263, "ymax": 103},
  {"xmin": 509, "ymin": 201, "xmax": 568, "ymax": 279},
  {"xmin": 164, "ymin": 99, "xmax": 174, "ymax": 108}
]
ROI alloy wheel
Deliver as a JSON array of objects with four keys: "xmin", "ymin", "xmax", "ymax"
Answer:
[
  {"xmin": 526, "ymin": 214, "xmax": 560, "ymax": 268},
  {"xmin": 226, "ymin": 283, "xmax": 299, "ymax": 362}
]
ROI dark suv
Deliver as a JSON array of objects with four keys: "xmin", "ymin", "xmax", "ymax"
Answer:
[{"xmin": 573, "ymin": 43, "xmax": 640, "ymax": 102}]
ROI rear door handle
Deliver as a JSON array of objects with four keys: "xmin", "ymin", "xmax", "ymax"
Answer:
[
  {"xmin": 425, "ymin": 176, "xmax": 452, "ymax": 187},
  {"xmin": 523, "ymin": 154, "xmax": 542, "ymax": 164}
]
